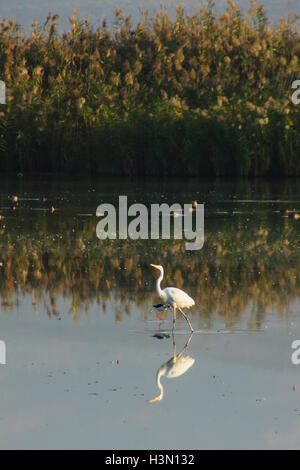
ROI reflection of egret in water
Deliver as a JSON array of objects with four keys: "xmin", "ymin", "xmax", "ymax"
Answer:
[
  {"xmin": 149, "ymin": 332, "xmax": 195, "ymax": 403},
  {"xmin": 150, "ymin": 264, "xmax": 195, "ymax": 332}
]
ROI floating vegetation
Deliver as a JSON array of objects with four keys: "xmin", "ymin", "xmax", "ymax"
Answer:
[{"xmin": 0, "ymin": 1, "xmax": 299, "ymax": 175}]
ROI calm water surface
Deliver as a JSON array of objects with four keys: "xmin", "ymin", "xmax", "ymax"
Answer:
[{"xmin": 0, "ymin": 176, "xmax": 300, "ymax": 449}]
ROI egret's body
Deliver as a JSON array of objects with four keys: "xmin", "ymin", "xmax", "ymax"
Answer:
[
  {"xmin": 149, "ymin": 355, "xmax": 195, "ymax": 402},
  {"xmin": 150, "ymin": 264, "xmax": 195, "ymax": 332}
]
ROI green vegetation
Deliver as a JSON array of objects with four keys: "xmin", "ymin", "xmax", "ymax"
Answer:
[{"xmin": 0, "ymin": 1, "xmax": 300, "ymax": 175}]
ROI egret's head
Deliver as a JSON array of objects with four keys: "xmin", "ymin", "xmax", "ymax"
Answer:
[{"xmin": 150, "ymin": 264, "xmax": 163, "ymax": 273}]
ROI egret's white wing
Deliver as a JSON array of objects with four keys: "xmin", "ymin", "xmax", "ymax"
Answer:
[{"xmin": 163, "ymin": 287, "xmax": 195, "ymax": 308}]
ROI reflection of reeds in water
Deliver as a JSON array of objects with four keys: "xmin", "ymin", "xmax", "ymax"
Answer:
[
  {"xmin": 0, "ymin": 209, "xmax": 299, "ymax": 327},
  {"xmin": 0, "ymin": 2, "xmax": 300, "ymax": 175}
]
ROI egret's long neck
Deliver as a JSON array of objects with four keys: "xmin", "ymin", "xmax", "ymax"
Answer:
[
  {"xmin": 156, "ymin": 371, "xmax": 164, "ymax": 400},
  {"xmin": 156, "ymin": 269, "xmax": 165, "ymax": 299},
  {"xmin": 149, "ymin": 368, "xmax": 164, "ymax": 402}
]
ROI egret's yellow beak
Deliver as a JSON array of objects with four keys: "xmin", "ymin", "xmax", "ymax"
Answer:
[
  {"xmin": 150, "ymin": 264, "xmax": 159, "ymax": 269},
  {"xmin": 149, "ymin": 395, "xmax": 161, "ymax": 403}
]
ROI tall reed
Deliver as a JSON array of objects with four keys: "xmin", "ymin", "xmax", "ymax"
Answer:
[{"xmin": 0, "ymin": 1, "xmax": 299, "ymax": 175}]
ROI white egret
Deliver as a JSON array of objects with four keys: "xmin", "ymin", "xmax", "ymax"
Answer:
[
  {"xmin": 150, "ymin": 332, "xmax": 195, "ymax": 402},
  {"xmin": 150, "ymin": 264, "xmax": 195, "ymax": 332}
]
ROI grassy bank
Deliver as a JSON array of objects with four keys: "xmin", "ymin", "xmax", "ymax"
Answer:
[{"xmin": 0, "ymin": 1, "xmax": 300, "ymax": 175}]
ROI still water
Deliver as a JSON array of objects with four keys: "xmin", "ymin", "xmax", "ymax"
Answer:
[{"xmin": 0, "ymin": 176, "xmax": 300, "ymax": 449}]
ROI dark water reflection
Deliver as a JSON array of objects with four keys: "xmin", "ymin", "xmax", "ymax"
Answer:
[{"xmin": 1, "ymin": 176, "xmax": 300, "ymax": 328}]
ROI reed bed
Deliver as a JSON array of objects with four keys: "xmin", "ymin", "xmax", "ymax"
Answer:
[{"xmin": 0, "ymin": 1, "xmax": 300, "ymax": 175}]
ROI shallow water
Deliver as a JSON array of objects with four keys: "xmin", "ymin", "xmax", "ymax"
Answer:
[{"xmin": 1, "ymin": 176, "xmax": 300, "ymax": 449}]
